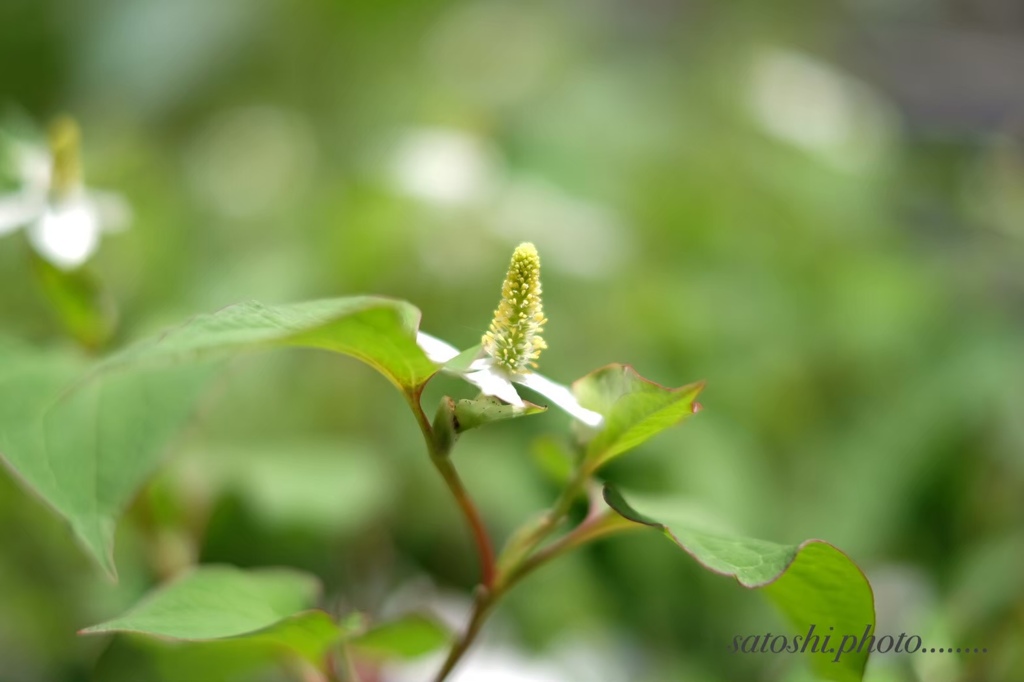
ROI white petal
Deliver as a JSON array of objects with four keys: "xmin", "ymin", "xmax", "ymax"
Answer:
[
  {"xmin": 464, "ymin": 368, "xmax": 524, "ymax": 407},
  {"xmin": 516, "ymin": 372, "xmax": 604, "ymax": 427},
  {"xmin": 0, "ymin": 192, "xmax": 43, "ymax": 236},
  {"xmin": 27, "ymin": 202, "xmax": 102, "ymax": 270},
  {"xmin": 416, "ymin": 331, "xmax": 461, "ymax": 363},
  {"xmin": 14, "ymin": 144, "xmax": 53, "ymax": 191},
  {"xmin": 467, "ymin": 357, "xmax": 493, "ymax": 371}
]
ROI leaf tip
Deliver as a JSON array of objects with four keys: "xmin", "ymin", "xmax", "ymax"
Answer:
[{"xmin": 72, "ymin": 517, "xmax": 120, "ymax": 583}]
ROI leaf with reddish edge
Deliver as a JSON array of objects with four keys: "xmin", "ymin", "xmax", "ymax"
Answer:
[
  {"xmin": 604, "ymin": 486, "xmax": 875, "ymax": 682},
  {"xmin": 572, "ymin": 364, "xmax": 704, "ymax": 469}
]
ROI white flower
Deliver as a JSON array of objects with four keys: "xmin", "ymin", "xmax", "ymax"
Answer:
[
  {"xmin": 416, "ymin": 242, "xmax": 603, "ymax": 428},
  {"xmin": 0, "ymin": 117, "xmax": 129, "ymax": 270}
]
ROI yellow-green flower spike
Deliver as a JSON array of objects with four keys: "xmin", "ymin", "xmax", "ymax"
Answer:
[
  {"xmin": 482, "ymin": 242, "xmax": 548, "ymax": 374},
  {"xmin": 48, "ymin": 115, "xmax": 83, "ymax": 200}
]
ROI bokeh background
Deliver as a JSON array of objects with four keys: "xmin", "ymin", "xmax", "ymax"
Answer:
[{"xmin": 1, "ymin": 0, "xmax": 1023, "ymax": 681}]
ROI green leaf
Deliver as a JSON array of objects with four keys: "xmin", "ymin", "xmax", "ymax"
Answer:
[
  {"xmin": 453, "ymin": 395, "xmax": 546, "ymax": 433},
  {"xmin": 0, "ymin": 338, "xmax": 216, "ymax": 579},
  {"xmin": 573, "ymin": 364, "xmax": 704, "ymax": 469},
  {"xmin": 104, "ymin": 297, "xmax": 437, "ymax": 393},
  {"xmin": 349, "ymin": 613, "xmax": 453, "ymax": 660},
  {"xmin": 94, "ymin": 634, "xmax": 301, "ymax": 682},
  {"xmin": 604, "ymin": 487, "xmax": 875, "ymax": 682},
  {"xmin": 0, "ymin": 297, "xmax": 437, "ymax": 578},
  {"xmin": 80, "ymin": 565, "xmax": 340, "ymax": 664}
]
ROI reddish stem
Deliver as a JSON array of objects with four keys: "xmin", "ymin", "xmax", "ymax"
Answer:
[{"xmin": 407, "ymin": 388, "xmax": 496, "ymax": 589}]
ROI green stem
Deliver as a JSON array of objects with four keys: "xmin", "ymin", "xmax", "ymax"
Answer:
[
  {"xmin": 503, "ymin": 511, "xmax": 638, "ymax": 593},
  {"xmin": 436, "ymin": 456, "xmax": 497, "ymax": 588},
  {"xmin": 433, "ymin": 512, "xmax": 639, "ymax": 682},
  {"xmin": 406, "ymin": 389, "xmax": 497, "ymax": 589},
  {"xmin": 495, "ymin": 467, "xmax": 588, "ymax": 581},
  {"xmin": 406, "ymin": 390, "xmax": 627, "ymax": 681}
]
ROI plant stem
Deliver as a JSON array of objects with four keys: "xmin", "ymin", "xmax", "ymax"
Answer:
[
  {"xmin": 324, "ymin": 652, "xmax": 343, "ymax": 682},
  {"xmin": 431, "ymin": 588, "xmax": 495, "ymax": 682},
  {"xmin": 432, "ymin": 513, "xmax": 638, "ymax": 682},
  {"xmin": 494, "ymin": 468, "xmax": 588, "ymax": 580},
  {"xmin": 434, "ymin": 456, "xmax": 497, "ymax": 588},
  {"xmin": 503, "ymin": 511, "xmax": 637, "ymax": 593},
  {"xmin": 502, "ymin": 456, "xmax": 608, "ymax": 573},
  {"xmin": 405, "ymin": 390, "xmax": 631, "ymax": 682},
  {"xmin": 406, "ymin": 389, "xmax": 496, "ymax": 589}
]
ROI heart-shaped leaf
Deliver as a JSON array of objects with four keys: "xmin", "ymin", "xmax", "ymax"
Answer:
[
  {"xmin": 104, "ymin": 297, "xmax": 437, "ymax": 393},
  {"xmin": 0, "ymin": 338, "xmax": 215, "ymax": 579},
  {"xmin": 573, "ymin": 365, "xmax": 704, "ymax": 469},
  {"xmin": 80, "ymin": 565, "xmax": 341, "ymax": 665},
  {"xmin": 605, "ymin": 487, "xmax": 875, "ymax": 682},
  {"xmin": 349, "ymin": 613, "xmax": 453, "ymax": 660},
  {"xmin": 0, "ymin": 297, "xmax": 438, "ymax": 578}
]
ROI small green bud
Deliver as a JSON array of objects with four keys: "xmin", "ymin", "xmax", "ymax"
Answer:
[{"xmin": 431, "ymin": 396, "xmax": 459, "ymax": 457}]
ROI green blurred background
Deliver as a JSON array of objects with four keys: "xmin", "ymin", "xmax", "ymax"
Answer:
[{"xmin": 1, "ymin": 0, "xmax": 1023, "ymax": 680}]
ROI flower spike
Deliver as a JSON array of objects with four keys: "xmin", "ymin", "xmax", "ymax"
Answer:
[
  {"xmin": 417, "ymin": 242, "xmax": 604, "ymax": 428},
  {"xmin": 482, "ymin": 242, "xmax": 548, "ymax": 374}
]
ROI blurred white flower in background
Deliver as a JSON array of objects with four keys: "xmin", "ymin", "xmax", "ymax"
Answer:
[
  {"xmin": 0, "ymin": 117, "xmax": 129, "ymax": 270},
  {"xmin": 0, "ymin": 143, "xmax": 51, "ymax": 235},
  {"xmin": 748, "ymin": 47, "xmax": 896, "ymax": 172},
  {"xmin": 390, "ymin": 127, "xmax": 501, "ymax": 206},
  {"xmin": 387, "ymin": 124, "xmax": 631, "ymax": 284},
  {"xmin": 489, "ymin": 177, "xmax": 630, "ymax": 279}
]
